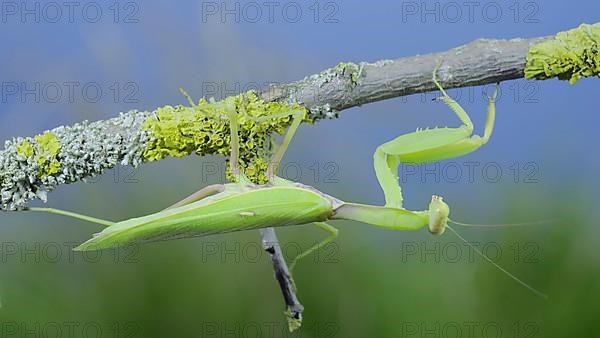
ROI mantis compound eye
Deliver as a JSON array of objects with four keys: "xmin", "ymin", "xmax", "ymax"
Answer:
[{"xmin": 428, "ymin": 195, "xmax": 450, "ymax": 235}]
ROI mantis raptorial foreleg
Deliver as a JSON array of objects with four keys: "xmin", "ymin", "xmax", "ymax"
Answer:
[
  {"xmin": 361, "ymin": 63, "xmax": 547, "ymax": 298},
  {"xmin": 374, "ymin": 62, "xmax": 499, "ymax": 213}
]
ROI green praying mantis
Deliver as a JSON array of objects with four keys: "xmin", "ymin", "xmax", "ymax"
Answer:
[{"xmin": 25, "ymin": 64, "xmax": 547, "ymax": 299}]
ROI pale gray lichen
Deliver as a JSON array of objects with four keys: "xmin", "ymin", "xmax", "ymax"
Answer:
[
  {"xmin": 271, "ymin": 62, "xmax": 364, "ymax": 120},
  {"xmin": 302, "ymin": 62, "xmax": 363, "ymax": 89},
  {"xmin": 309, "ymin": 103, "xmax": 338, "ymax": 119},
  {"xmin": 0, "ymin": 110, "xmax": 152, "ymax": 210},
  {"xmin": 372, "ymin": 59, "xmax": 394, "ymax": 67}
]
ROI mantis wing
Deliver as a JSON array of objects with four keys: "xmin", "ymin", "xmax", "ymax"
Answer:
[{"xmin": 75, "ymin": 186, "xmax": 334, "ymax": 251}]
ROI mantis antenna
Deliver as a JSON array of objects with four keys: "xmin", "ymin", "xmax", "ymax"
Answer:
[
  {"xmin": 445, "ymin": 224, "xmax": 548, "ymax": 300},
  {"xmin": 449, "ymin": 218, "xmax": 558, "ymax": 227}
]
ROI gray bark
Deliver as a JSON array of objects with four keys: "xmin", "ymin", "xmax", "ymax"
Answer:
[{"xmin": 261, "ymin": 36, "xmax": 549, "ymax": 118}]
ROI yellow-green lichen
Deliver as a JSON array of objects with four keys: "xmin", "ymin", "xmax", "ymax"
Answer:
[
  {"xmin": 285, "ymin": 307, "xmax": 302, "ymax": 332},
  {"xmin": 16, "ymin": 140, "xmax": 34, "ymax": 158},
  {"xmin": 35, "ymin": 132, "xmax": 61, "ymax": 157},
  {"xmin": 525, "ymin": 23, "xmax": 600, "ymax": 84},
  {"xmin": 142, "ymin": 91, "xmax": 309, "ymax": 184},
  {"xmin": 16, "ymin": 132, "xmax": 62, "ymax": 177}
]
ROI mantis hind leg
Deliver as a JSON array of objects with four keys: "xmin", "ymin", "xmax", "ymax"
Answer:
[
  {"xmin": 225, "ymin": 97, "xmax": 250, "ymax": 184},
  {"xmin": 226, "ymin": 101, "xmax": 305, "ymax": 184},
  {"xmin": 25, "ymin": 207, "xmax": 115, "ymax": 227},
  {"xmin": 24, "ymin": 183, "xmax": 227, "ymax": 227},
  {"xmin": 289, "ymin": 222, "xmax": 339, "ymax": 274},
  {"xmin": 165, "ymin": 184, "xmax": 226, "ymax": 210}
]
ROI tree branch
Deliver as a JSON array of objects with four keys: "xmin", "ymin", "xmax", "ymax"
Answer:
[
  {"xmin": 259, "ymin": 228, "xmax": 303, "ymax": 331},
  {"xmin": 260, "ymin": 36, "xmax": 550, "ymax": 117}
]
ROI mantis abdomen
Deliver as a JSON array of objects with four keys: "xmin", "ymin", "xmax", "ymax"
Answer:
[{"xmin": 75, "ymin": 186, "xmax": 334, "ymax": 251}]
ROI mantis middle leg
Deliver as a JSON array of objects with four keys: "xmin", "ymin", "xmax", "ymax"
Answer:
[{"xmin": 259, "ymin": 108, "xmax": 341, "ymax": 272}]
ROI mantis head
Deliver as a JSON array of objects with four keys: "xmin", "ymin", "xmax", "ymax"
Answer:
[{"xmin": 428, "ymin": 195, "xmax": 449, "ymax": 235}]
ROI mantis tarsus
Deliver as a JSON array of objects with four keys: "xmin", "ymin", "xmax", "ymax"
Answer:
[{"xmin": 24, "ymin": 64, "xmax": 547, "ymax": 300}]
